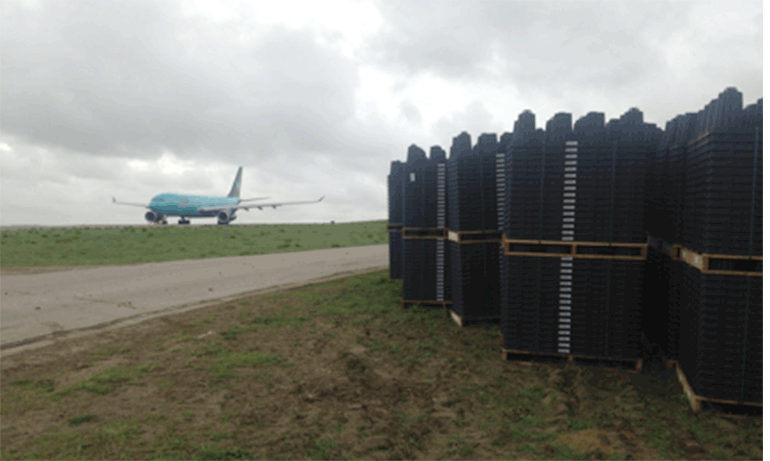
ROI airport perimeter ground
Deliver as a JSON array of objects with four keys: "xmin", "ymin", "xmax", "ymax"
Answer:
[{"xmin": 0, "ymin": 222, "xmax": 763, "ymax": 460}]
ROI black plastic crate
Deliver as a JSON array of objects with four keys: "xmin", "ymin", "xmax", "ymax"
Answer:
[
  {"xmin": 450, "ymin": 241, "xmax": 501, "ymax": 321},
  {"xmin": 389, "ymin": 229, "xmax": 403, "ymax": 280}
]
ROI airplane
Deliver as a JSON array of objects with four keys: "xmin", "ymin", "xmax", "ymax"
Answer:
[{"xmin": 112, "ymin": 166, "xmax": 324, "ymax": 225}]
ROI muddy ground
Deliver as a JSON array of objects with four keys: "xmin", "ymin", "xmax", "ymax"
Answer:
[{"xmin": 1, "ymin": 269, "xmax": 762, "ymax": 460}]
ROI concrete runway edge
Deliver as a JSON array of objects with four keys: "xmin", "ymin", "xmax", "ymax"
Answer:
[{"xmin": 1, "ymin": 265, "xmax": 388, "ymax": 357}]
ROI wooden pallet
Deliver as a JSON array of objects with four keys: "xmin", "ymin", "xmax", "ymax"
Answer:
[
  {"xmin": 402, "ymin": 227, "xmax": 447, "ymax": 239},
  {"xmin": 679, "ymin": 247, "xmax": 762, "ymax": 277},
  {"xmin": 502, "ymin": 236, "xmax": 647, "ymax": 261},
  {"xmin": 667, "ymin": 360, "xmax": 763, "ymax": 414},
  {"xmin": 502, "ymin": 348, "xmax": 643, "ymax": 373},
  {"xmin": 669, "ymin": 243, "xmax": 682, "ymax": 261},
  {"xmin": 449, "ymin": 310, "xmax": 500, "ymax": 328},
  {"xmin": 400, "ymin": 300, "xmax": 451, "ymax": 310},
  {"xmin": 447, "ymin": 230, "xmax": 502, "ymax": 244}
]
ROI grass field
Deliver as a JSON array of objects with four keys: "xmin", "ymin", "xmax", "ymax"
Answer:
[
  {"xmin": 1, "ymin": 270, "xmax": 762, "ymax": 460},
  {"xmin": 0, "ymin": 221, "xmax": 388, "ymax": 267},
  {"xmin": 0, "ymin": 220, "xmax": 762, "ymax": 459}
]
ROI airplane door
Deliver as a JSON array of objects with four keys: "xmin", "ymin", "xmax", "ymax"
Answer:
[{"xmin": 179, "ymin": 198, "xmax": 192, "ymax": 213}]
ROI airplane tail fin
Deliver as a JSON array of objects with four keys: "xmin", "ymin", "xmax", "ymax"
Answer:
[{"xmin": 227, "ymin": 167, "xmax": 243, "ymax": 198}]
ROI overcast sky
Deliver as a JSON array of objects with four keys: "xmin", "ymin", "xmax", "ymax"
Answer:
[{"xmin": 0, "ymin": 0, "xmax": 763, "ymax": 226}]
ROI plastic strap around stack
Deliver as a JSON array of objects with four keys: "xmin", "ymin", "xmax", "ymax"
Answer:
[
  {"xmin": 604, "ymin": 141, "xmax": 618, "ymax": 357},
  {"xmin": 437, "ymin": 161, "xmax": 447, "ymax": 301},
  {"xmin": 741, "ymin": 126, "xmax": 760, "ymax": 403},
  {"xmin": 560, "ymin": 140, "xmax": 578, "ymax": 354},
  {"xmin": 535, "ymin": 142, "xmax": 546, "ymax": 351}
]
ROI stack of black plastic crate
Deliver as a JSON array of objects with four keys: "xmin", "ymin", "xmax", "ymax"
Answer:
[
  {"xmin": 647, "ymin": 112, "xmax": 700, "ymax": 361},
  {"xmin": 641, "ymin": 113, "xmax": 672, "ymax": 355},
  {"xmin": 388, "ymin": 160, "xmax": 405, "ymax": 280},
  {"xmin": 401, "ymin": 144, "xmax": 451, "ymax": 305},
  {"xmin": 675, "ymin": 88, "xmax": 763, "ymax": 407},
  {"xmin": 496, "ymin": 132, "xmax": 512, "ymax": 330},
  {"xmin": 501, "ymin": 111, "xmax": 561, "ymax": 354},
  {"xmin": 502, "ymin": 108, "xmax": 659, "ymax": 362},
  {"xmin": 434, "ymin": 146, "xmax": 452, "ymax": 305},
  {"xmin": 447, "ymin": 132, "xmax": 501, "ymax": 323}
]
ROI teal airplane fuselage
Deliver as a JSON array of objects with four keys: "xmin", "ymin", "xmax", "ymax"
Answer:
[{"xmin": 149, "ymin": 193, "xmax": 239, "ymax": 218}]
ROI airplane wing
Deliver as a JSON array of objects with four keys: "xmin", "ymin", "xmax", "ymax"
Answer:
[
  {"xmin": 112, "ymin": 197, "xmax": 150, "ymax": 208},
  {"xmin": 198, "ymin": 196, "xmax": 324, "ymax": 213},
  {"xmin": 239, "ymin": 196, "xmax": 271, "ymax": 202}
]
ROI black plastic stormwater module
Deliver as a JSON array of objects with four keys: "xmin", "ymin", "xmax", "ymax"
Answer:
[
  {"xmin": 642, "ymin": 245, "xmax": 672, "ymax": 354},
  {"xmin": 400, "ymin": 144, "xmax": 451, "ymax": 304},
  {"xmin": 388, "ymin": 229, "xmax": 403, "ymax": 280},
  {"xmin": 433, "ymin": 146, "xmax": 452, "ymax": 303},
  {"xmin": 401, "ymin": 145, "xmax": 430, "ymax": 301},
  {"xmin": 450, "ymin": 240, "xmax": 501, "ymax": 321},
  {"xmin": 639, "ymin": 112, "xmax": 697, "ymax": 360},
  {"xmin": 447, "ymin": 132, "xmax": 501, "ymax": 320},
  {"xmin": 678, "ymin": 265, "xmax": 762, "ymax": 404},
  {"xmin": 388, "ymin": 160, "xmax": 405, "ymax": 280},
  {"xmin": 501, "ymin": 109, "xmax": 657, "ymax": 361},
  {"xmin": 645, "ymin": 87, "xmax": 764, "ymax": 408},
  {"xmin": 681, "ymin": 130, "xmax": 763, "ymax": 256}
]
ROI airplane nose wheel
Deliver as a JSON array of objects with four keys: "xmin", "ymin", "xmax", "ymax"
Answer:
[{"xmin": 178, "ymin": 218, "xmax": 190, "ymax": 225}]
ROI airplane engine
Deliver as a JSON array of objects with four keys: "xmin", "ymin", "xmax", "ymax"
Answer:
[
  {"xmin": 145, "ymin": 211, "xmax": 159, "ymax": 222},
  {"xmin": 217, "ymin": 211, "xmax": 231, "ymax": 225}
]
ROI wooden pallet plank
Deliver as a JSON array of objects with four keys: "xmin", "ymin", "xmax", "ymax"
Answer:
[
  {"xmin": 679, "ymin": 246, "xmax": 762, "ymax": 276},
  {"xmin": 450, "ymin": 310, "xmax": 463, "ymax": 327},
  {"xmin": 502, "ymin": 251, "xmax": 646, "ymax": 261},
  {"xmin": 503, "ymin": 348, "xmax": 642, "ymax": 373},
  {"xmin": 669, "ymin": 243, "xmax": 682, "ymax": 260},
  {"xmin": 402, "ymin": 227, "xmax": 447, "ymax": 239},
  {"xmin": 448, "ymin": 230, "xmax": 502, "ymax": 244},
  {"xmin": 501, "ymin": 237, "xmax": 648, "ymax": 261},
  {"xmin": 400, "ymin": 300, "xmax": 451, "ymax": 310},
  {"xmin": 666, "ymin": 360, "xmax": 762, "ymax": 413},
  {"xmin": 504, "ymin": 238, "xmax": 645, "ymax": 247},
  {"xmin": 449, "ymin": 310, "xmax": 500, "ymax": 328}
]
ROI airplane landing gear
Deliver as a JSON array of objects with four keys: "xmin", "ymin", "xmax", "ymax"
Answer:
[{"xmin": 178, "ymin": 218, "xmax": 190, "ymax": 225}]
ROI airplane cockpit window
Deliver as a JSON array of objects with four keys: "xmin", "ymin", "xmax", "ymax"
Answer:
[{"xmin": 152, "ymin": 198, "xmax": 165, "ymax": 202}]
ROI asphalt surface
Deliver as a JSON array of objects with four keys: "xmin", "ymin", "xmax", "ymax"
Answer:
[{"xmin": 1, "ymin": 245, "xmax": 388, "ymax": 354}]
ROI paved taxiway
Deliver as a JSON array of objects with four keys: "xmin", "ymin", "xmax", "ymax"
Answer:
[{"xmin": 1, "ymin": 245, "xmax": 388, "ymax": 353}]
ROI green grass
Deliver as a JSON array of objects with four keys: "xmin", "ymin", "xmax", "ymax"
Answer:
[
  {"xmin": 448, "ymin": 435, "xmax": 477, "ymax": 457},
  {"xmin": 0, "ymin": 221, "xmax": 388, "ymax": 267},
  {"xmin": 53, "ymin": 364, "xmax": 156, "ymax": 398},
  {"xmin": 250, "ymin": 314, "xmax": 310, "ymax": 328},
  {"xmin": 309, "ymin": 437, "xmax": 340, "ymax": 460},
  {"xmin": 2, "ymin": 266, "xmax": 762, "ymax": 460},
  {"xmin": 68, "ymin": 415, "xmax": 98, "ymax": 426},
  {"xmin": 209, "ymin": 351, "xmax": 285, "ymax": 380},
  {"xmin": 15, "ymin": 419, "xmax": 146, "ymax": 460}
]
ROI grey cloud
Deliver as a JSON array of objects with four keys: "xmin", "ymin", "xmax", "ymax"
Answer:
[
  {"xmin": 365, "ymin": 0, "xmax": 761, "ymax": 103},
  {"xmin": 1, "ymin": 0, "xmax": 363, "ymax": 165},
  {"xmin": 399, "ymin": 100, "xmax": 422, "ymax": 123},
  {"xmin": 430, "ymin": 100, "xmax": 495, "ymax": 149}
]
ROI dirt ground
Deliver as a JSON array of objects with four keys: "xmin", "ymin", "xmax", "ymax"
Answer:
[{"xmin": 1, "ymin": 268, "xmax": 763, "ymax": 460}]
